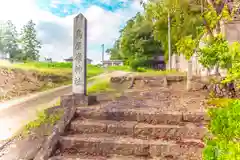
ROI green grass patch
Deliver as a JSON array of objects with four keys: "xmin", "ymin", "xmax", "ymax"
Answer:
[
  {"xmin": 87, "ymin": 79, "xmax": 115, "ymax": 94},
  {"xmin": 8, "ymin": 62, "xmax": 105, "ymax": 77},
  {"xmin": 107, "ymin": 65, "xmax": 132, "ymax": 72},
  {"xmin": 204, "ymin": 99, "xmax": 240, "ymax": 160},
  {"xmin": 23, "ymin": 108, "xmax": 64, "ymax": 135},
  {"xmin": 135, "ymin": 69, "xmax": 185, "ymax": 76},
  {"xmin": 87, "ymin": 64, "xmax": 105, "ymax": 78}
]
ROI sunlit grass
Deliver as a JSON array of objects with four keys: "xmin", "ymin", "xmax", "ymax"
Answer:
[
  {"xmin": 0, "ymin": 62, "xmax": 105, "ymax": 77},
  {"xmin": 135, "ymin": 69, "xmax": 185, "ymax": 76},
  {"xmin": 207, "ymin": 98, "xmax": 237, "ymax": 107},
  {"xmin": 107, "ymin": 65, "xmax": 132, "ymax": 72},
  {"xmin": 87, "ymin": 79, "xmax": 115, "ymax": 94}
]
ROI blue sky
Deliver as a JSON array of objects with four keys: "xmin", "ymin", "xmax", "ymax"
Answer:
[{"xmin": 0, "ymin": 0, "xmax": 144, "ymax": 63}]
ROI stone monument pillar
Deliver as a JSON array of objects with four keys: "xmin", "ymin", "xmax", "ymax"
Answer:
[{"xmin": 72, "ymin": 13, "xmax": 87, "ymax": 95}]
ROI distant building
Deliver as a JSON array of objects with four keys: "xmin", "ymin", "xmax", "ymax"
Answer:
[
  {"xmin": 102, "ymin": 60, "xmax": 124, "ymax": 67},
  {"xmin": 64, "ymin": 56, "xmax": 93, "ymax": 64},
  {"xmin": 44, "ymin": 57, "xmax": 52, "ymax": 62},
  {"xmin": 149, "ymin": 55, "xmax": 166, "ymax": 70}
]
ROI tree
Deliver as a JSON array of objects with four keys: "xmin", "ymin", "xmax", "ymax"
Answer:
[
  {"xmin": 107, "ymin": 12, "xmax": 163, "ymax": 69},
  {"xmin": 19, "ymin": 20, "xmax": 41, "ymax": 61},
  {"xmin": 2, "ymin": 20, "xmax": 21, "ymax": 60},
  {"xmin": 144, "ymin": 0, "xmax": 203, "ymax": 61},
  {"xmin": 106, "ymin": 40, "xmax": 122, "ymax": 60}
]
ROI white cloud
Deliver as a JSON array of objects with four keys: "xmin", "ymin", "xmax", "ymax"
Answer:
[{"xmin": 0, "ymin": 0, "xmax": 143, "ymax": 63}]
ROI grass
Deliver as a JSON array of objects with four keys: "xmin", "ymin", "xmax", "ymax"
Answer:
[
  {"xmin": 107, "ymin": 65, "xmax": 132, "ymax": 72},
  {"xmin": 207, "ymin": 98, "xmax": 237, "ymax": 107},
  {"xmin": 23, "ymin": 107, "xmax": 64, "ymax": 135},
  {"xmin": 10, "ymin": 62, "xmax": 105, "ymax": 77},
  {"xmin": 2, "ymin": 61, "xmax": 183, "ymax": 78},
  {"xmin": 87, "ymin": 79, "xmax": 115, "ymax": 94},
  {"xmin": 204, "ymin": 98, "xmax": 240, "ymax": 160},
  {"xmin": 135, "ymin": 69, "xmax": 185, "ymax": 76}
]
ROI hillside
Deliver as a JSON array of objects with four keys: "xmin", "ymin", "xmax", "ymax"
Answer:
[{"xmin": 0, "ymin": 61, "xmax": 104, "ymax": 102}]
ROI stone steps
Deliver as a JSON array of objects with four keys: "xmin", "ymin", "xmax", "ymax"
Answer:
[
  {"xmin": 49, "ymin": 154, "xmax": 167, "ymax": 160},
  {"xmin": 75, "ymin": 107, "xmax": 208, "ymax": 125},
  {"xmin": 68, "ymin": 119, "xmax": 207, "ymax": 140},
  {"xmin": 57, "ymin": 133, "xmax": 204, "ymax": 159}
]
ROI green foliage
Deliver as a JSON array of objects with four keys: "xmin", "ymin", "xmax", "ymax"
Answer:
[
  {"xmin": 208, "ymin": 100, "xmax": 240, "ymax": 140},
  {"xmin": 204, "ymin": 99, "xmax": 240, "ymax": 159},
  {"xmin": 130, "ymin": 58, "xmax": 151, "ymax": 71},
  {"xmin": 176, "ymin": 35, "xmax": 198, "ymax": 60},
  {"xmin": 199, "ymin": 35, "xmax": 240, "ymax": 83},
  {"xmin": 145, "ymin": 0, "xmax": 202, "ymax": 60},
  {"xmin": 224, "ymin": 42, "xmax": 240, "ymax": 82},
  {"xmin": 199, "ymin": 34, "xmax": 230, "ymax": 69},
  {"xmin": 19, "ymin": 20, "xmax": 41, "ymax": 61},
  {"xmin": 107, "ymin": 12, "xmax": 163, "ymax": 68},
  {"xmin": 204, "ymin": 138, "xmax": 240, "ymax": 160},
  {"xmin": 136, "ymin": 67, "xmax": 147, "ymax": 72}
]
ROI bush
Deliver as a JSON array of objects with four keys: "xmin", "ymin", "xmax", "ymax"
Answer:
[
  {"xmin": 130, "ymin": 59, "xmax": 151, "ymax": 71},
  {"xmin": 136, "ymin": 67, "xmax": 147, "ymax": 72},
  {"xmin": 204, "ymin": 99, "xmax": 240, "ymax": 160}
]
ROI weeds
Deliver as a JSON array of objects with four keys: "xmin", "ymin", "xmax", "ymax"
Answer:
[{"xmin": 23, "ymin": 108, "xmax": 64, "ymax": 134}]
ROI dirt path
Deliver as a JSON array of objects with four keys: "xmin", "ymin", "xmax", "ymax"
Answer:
[
  {"xmin": 0, "ymin": 85, "xmax": 71, "ymax": 142},
  {"xmin": 0, "ymin": 71, "xmax": 130, "ymax": 143}
]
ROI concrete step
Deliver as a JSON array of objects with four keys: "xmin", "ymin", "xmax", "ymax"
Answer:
[
  {"xmin": 58, "ymin": 133, "xmax": 204, "ymax": 158},
  {"xmin": 76, "ymin": 107, "xmax": 208, "ymax": 125},
  {"xmin": 68, "ymin": 119, "xmax": 207, "ymax": 140}
]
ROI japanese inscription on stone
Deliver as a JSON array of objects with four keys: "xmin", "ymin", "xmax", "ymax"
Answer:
[{"xmin": 72, "ymin": 13, "xmax": 87, "ymax": 94}]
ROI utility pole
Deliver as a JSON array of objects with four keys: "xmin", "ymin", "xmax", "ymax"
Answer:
[
  {"xmin": 101, "ymin": 44, "xmax": 104, "ymax": 66},
  {"xmin": 168, "ymin": 11, "xmax": 171, "ymax": 70},
  {"xmin": 201, "ymin": 0, "xmax": 204, "ymax": 14}
]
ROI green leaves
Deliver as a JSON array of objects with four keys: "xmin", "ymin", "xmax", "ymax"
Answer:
[
  {"xmin": 199, "ymin": 34, "xmax": 227, "ymax": 68},
  {"xmin": 145, "ymin": 0, "xmax": 202, "ymax": 59},
  {"xmin": 108, "ymin": 12, "xmax": 162, "ymax": 68},
  {"xmin": 204, "ymin": 99, "xmax": 240, "ymax": 160},
  {"xmin": 176, "ymin": 35, "xmax": 197, "ymax": 60}
]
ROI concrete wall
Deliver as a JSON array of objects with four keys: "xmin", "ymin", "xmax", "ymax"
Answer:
[{"xmin": 170, "ymin": 20, "xmax": 240, "ymax": 77}]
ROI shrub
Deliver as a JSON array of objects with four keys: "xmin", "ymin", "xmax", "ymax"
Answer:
[
  {"xmin": 136, "ymin": 67, "xmax": 147, "ymax": 72},
  {"xmin": 130, "ymin": 59, "xmax": 151, "ymax": 71},
  {"xmin": 204, "ymin": 99, "xmax": 240, "ymax": 160}
]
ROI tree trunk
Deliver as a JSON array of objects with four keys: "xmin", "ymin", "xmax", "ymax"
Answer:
[
  {"xmin": 214, "ymin": 64, "xmax": 221, "ymax": 76},
  {"xmin": 187, "ymin": 58, "xmax": 193, "ymax": 91}
]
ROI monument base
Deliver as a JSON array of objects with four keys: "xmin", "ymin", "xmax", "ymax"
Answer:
[
  {"xmin": 72, "ymin": 93, "xmax": 97, "ymax": 106},
  {"xmin": 60, "ymin": 93, "xmax": 98, "ymax": 108}
]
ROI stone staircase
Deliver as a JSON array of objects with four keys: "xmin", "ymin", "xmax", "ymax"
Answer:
[{"xmin": 49, "ymin": 105, "xmax": 208, "ymax": 160}]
